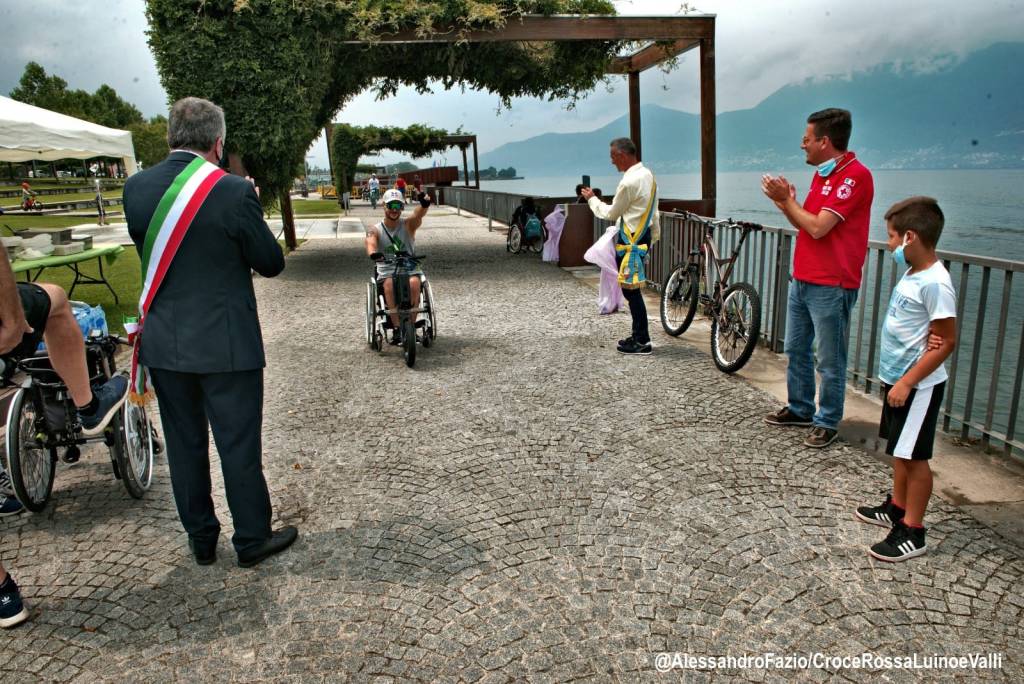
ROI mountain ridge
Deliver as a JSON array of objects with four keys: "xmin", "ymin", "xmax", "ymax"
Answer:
[{"xmin": 478, "ymin": 42, "xmax": 1024, "ymax": 175}]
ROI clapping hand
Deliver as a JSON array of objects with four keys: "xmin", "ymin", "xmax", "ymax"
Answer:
[{"xmin": 761, "ymin": 174, "xmax": 795, "ymax": 203}]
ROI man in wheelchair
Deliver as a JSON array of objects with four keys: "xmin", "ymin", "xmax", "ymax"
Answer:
[{"xmin": 366, "ymin": 188, "xmax": 432, "ymax": 344}]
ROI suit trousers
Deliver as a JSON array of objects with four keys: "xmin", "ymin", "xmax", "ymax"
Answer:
[{"xmin": 149, "ymin": 367, "xmax": 273, "ymax": 554}]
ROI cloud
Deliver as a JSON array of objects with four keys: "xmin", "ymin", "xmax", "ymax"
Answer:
[{"xmin": 2, "ymin": 0, "xmax": 1021, "ymax": 168}]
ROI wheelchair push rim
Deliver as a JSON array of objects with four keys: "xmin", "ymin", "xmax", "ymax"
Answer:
[{"xmin": 4, "ymin": 388, "xmax": 57, "ymax": 512}]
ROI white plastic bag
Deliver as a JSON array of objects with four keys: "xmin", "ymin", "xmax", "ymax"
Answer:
[{"xmin": 584, "ymin": 225, "xmax": 626, "ymax": 315}]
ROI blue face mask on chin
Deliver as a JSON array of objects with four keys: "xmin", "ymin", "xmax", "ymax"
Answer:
[
  {"xmin": 817, "ymin": 157, "xmax": 838, "ymax": 178},
  {"xmin": 892, "ymin": 235, "xmax": 909, "ymax": 268}
]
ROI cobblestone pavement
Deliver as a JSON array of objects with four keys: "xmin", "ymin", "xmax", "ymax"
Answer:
[{"xmin": 1, "ymin": 207, "xmax": 1022, "ymax": 682}]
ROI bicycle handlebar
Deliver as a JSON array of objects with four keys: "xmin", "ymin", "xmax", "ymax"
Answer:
[{"xmin": 674, "ymin": 211, "xmax": 764, "ymax": 232}]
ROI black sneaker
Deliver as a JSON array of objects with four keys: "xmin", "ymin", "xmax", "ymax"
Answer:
[
  {"xmin": 0, "ymin": 574, "xmax": 29, "ymax": 628},
  {"xmin": 617, "ymin": 335, "xmax": 635, "ymax": 348},
  {"xmin": 0, "ymin": 494, "xmax": 23, "ymax": 517},
  {"xmin": 78, "ymin": 375, "xmax": 130, "ymax": 437},
  {"xmin": 617, "ymin": 339, "xmax": 652, "ymax": 355},
  {"xmin": 388, "ymin": 329, "xmax": 401, "ymax": 346},
  {"xmin": 856, "ymin": 494, "xmax": 905, "ymax": 528},
  {"xmin": 804, "ymin": 426, "xmax": 838, "ymax": 448},
  {"xmin": 764, "ymin": 407, "xmax": 813, "ymax": 427},
  {"xmin": 869, "ymin": 520, "xmax": 927, "ymax": 562}
]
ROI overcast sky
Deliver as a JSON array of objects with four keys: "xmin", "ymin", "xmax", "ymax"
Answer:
[{"xmin": 2, "ymin": 0, "xmax": 1022, "ymax": 167}]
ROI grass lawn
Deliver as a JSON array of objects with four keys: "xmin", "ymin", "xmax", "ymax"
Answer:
[
  {"xmin": 19, "ymin": 248, "xmax": 142, "ymax": 335},
  {"xmin": 268, "ymin": 199, "xmax": 341, "ymax": 217},
  {"xmin": 2, "ymin": 215, "xmax": 103, "ymax": 232}
]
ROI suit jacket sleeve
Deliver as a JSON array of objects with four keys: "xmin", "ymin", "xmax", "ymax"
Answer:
[{"xmin": 231, "ymin": 183, "xmax": 285, "ymax": 277}]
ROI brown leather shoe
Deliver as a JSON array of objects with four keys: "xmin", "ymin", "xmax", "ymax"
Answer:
[
  {"xmin": 804, "ymin": 426, "xmax": 838, "ymax": 448},
  {"xmin": 764, "ymin": 407, "xmax": 813, "ymax": 427}
]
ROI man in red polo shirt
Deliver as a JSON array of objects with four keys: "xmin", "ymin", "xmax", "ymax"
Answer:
[{"xmin": 761, "ymin": 108, "xmax": 874, "ymax": 448}]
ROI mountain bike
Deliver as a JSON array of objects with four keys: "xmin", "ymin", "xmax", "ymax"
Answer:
[{"xmin": 659, "ymin": 213, "xmax": 763, "ymax": 373}]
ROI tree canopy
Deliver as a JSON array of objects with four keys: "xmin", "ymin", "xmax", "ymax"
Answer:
[
  {"xmin": 10, "ymin": 61, "xmax": 168, "ymax": 167},
  {"xmin": 145, "ymin": 0, "xmax": 620, "ymax": 207},
  {"xmin": 330, "ymin": 123, "xmax": 454, "ymax": 192},
  {"xmin": 11, "ymin": 62, "xmax": 144, "ymax": 129}
]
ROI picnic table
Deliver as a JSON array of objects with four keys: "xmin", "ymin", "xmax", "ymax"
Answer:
[{"xmin": 11, "ymin": 244, "xmax": 126, "ymax": 303}]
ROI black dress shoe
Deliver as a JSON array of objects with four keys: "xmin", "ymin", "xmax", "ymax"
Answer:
[
  {"xmin": 237, "ymin": 526, "xmax": 298, "ymax": 568},
  {"xmin": 189, "ymin": 538, "xmax": 217, "ymax": 566}
]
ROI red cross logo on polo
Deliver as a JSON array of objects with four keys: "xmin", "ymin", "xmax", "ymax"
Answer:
[{"xmin": 837, "ymin": 184, "xmax": 853, "ymax": 200}]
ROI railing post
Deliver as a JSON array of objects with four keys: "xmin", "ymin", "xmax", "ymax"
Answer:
[
  {"xmin": 456, "ymin": 192, "xmax": 461, "ymax": 216},
  {"xmin": 486, "ymin": 197, "xmax": 492, "ymax": 231},
  {"xmin": 771, "ymin": 233, "xmax": 792, "ymax": 353}
]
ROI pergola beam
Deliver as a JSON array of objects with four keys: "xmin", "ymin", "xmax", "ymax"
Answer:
[
  {"xmin": 343, "ymin": 15, "xmax": 715, "ymax": 43},
  {"xmin": 606, "ymin": 38, "xmax": 700, "ymax": 74}
]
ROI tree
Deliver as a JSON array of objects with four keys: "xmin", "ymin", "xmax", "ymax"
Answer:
[
  {"xmin": 498, "ymin": 166, "xmax": 516, "ymax": 178},
  {"xmin": 10, "ymin": 62, "xmax": 144, "ymax": 128},
  {"xmin": 330, "ymin": 123, "xmax": 454, "ymax": 195},
  {"xmin": 128, "ymin": 116, "xmax": 169, "ymax": 169},
  {"xmin": 145, "ymin": 0, "xmax": 620, "ymax": 222}
]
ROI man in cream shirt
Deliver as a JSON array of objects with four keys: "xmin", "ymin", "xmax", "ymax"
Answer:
[{"xmin": 581, "ymin": 137, "xmax": 660, "ymax": 354}]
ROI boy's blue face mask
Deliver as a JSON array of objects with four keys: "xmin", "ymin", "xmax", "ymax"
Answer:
[{"xmin": 892, "ymin": 235, "xmax": 910, "ymax": 268}]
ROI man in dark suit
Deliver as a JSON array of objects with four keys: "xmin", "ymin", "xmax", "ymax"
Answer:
[{"xmin": 123, "ymin": 97, "xmax": 297, "ymax": 568}]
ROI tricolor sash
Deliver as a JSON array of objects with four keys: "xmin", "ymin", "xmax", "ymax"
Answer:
[
  {"xmin": 615, "ymin": 180, "xmax": 658, "ymax": 289},
  {"xmin": 129, "ymin": 156, "xmax": 227, "ymax": 403}
]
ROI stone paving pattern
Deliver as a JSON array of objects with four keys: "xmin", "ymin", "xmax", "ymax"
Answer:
[{"xmin": 1, "ymin": 207, "xmax": 1022, "ymax": 682}]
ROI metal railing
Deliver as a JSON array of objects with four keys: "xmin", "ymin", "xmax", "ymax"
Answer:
[
  {"xmin": 635, "ymin": 213, "xmax": 1024, "ymax": 457},
  {"xmin": 436, "ymin": 187, "xmax": 1024, "ymax": 457}
]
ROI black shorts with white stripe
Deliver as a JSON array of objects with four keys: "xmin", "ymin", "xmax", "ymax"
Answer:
[{"xmin": 879, "ymin": 381, "xmax": 946, "ymax": 461}]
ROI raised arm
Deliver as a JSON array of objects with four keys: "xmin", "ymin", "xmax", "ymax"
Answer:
[{"xmin": 405, "ymin": 193, "xmax": 432, "ymax": 235}]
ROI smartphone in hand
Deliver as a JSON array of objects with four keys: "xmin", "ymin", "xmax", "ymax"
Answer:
[{"xmin": 582, "ymin": 174, "xmax": 591, "ymax": 188}]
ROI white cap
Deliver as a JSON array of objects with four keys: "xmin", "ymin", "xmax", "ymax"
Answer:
[{"xmin": 382, "ymin": 189, "xmax": 404, "ymax": 206}]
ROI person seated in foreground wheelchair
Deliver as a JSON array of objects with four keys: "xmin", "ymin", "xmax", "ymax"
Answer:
[
  {"xmin": 0, "ymin": 244, "xmax": 130, "ymax": 442},
  {"xmin": 365, "ymin": 188, "xmax": 432, "ymax": 344}
]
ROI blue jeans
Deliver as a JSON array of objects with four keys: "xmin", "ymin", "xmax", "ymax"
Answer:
[{"xmin": 784, "ymin": 280, "xmax": 859, "ymax": 430}]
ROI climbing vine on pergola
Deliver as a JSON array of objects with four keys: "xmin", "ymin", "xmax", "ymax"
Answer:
[
  {"xmin": 145, "ymin": 0, "xmax": 618, "ymax": 223},
  {"xmin": 330, "ymin": 123, "xmax": 455, "ymax": 194}
]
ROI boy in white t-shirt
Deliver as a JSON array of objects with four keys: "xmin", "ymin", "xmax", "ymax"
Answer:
[{"xmin": 856, "ymin": 196, "xmax": 957, "ymax": 562}]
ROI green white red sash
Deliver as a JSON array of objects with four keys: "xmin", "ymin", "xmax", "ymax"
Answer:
[{"xmin": 129, "ymin": 155, "xmax": 227, "ymax": 403}]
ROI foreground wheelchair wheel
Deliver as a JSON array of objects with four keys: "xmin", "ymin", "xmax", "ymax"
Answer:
[
  {"xmin": 5, "ymin": 389, "xmax": 57, "ymax": 512},
  {"xmin": 113, "ymin": 398, "xmax": 154, "ymax": 499}
]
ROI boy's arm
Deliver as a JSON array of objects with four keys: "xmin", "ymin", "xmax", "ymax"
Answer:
[{"xmin": 887, "ymin": 317, "xmax": 956, "ymax": 407}]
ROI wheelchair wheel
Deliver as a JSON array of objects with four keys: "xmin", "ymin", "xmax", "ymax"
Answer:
[
  {"xmin": 112, "ymin": 398, "xmax": 154, "ymax": 499},
  {"xmin": 508, "ymin": 224, "xmax": 523, "ymax": 253},
  {"xmin": 365, "ymin": 282, "xmax": 376, "ymax": 347},
  {"xmin": 422, "ymin": 280, "xmax": 437, "ymax": 345},
  {"xmin": 5, "ymin": 389, "xmax": 57, "ymax": 512}
]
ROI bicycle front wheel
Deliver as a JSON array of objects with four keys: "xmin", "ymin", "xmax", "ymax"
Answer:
[
  {"xmin": 5, "ymin": 389, "xmax": 57, "ymax": 512},
  {"xmin": 660, "ymin": 264, "xmax": 699, "ymax": 336},
  {"xmin": 710, "ymin": 282, "xmax": 761, "ymax": 373},
  {"xmin": 402, "ymin": 318, "xmax": 417, "ymax": 368}
]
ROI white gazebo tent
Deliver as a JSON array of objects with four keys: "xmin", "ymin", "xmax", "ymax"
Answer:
[{"xmin": 0, "ymin": 95, "xmax": 137, "ymax": 175}]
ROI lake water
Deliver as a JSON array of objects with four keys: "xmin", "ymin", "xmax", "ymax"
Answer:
[{"xmin": 482, "ymin": 168, "xmax": 1024, "ymax": 261}]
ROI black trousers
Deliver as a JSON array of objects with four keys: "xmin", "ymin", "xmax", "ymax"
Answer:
[
  {"xmin": 149, "ymin": 367, "xmax": 272, "ymax": 554},
  {"xmin": 622, "ymin": 287, "xmax": 650, "ymax": 344}
]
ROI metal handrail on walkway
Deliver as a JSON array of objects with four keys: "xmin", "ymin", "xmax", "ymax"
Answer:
[
  {"xmin": 436, "ymin": 186, "xmax": 1024, "ymax": 458},
  {"xmin": 640, "ymin": 213, "xmax": 1024, "ymax": 458}
]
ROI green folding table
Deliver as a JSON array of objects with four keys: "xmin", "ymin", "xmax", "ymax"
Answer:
[{"xmin": 11, "ymin": 244, "xmax": 126, "ymax": 303}]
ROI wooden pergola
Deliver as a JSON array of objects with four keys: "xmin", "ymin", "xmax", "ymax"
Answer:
[
  {"xmin": 324, "ymin": 130, "xmax": 481, "ymax": 190},
  {"xmin": 351, "ymin": 14, "xmax": 718, "ymax": 214}
]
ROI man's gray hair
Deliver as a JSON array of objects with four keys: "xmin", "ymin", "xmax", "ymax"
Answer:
[
  {"xmin": 609, "ymin": 137, "xmax": 637, "ymax": 156},
  {"xmin": 167, "ymin": 97, "xmax": 226, "ymax": 152}
]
